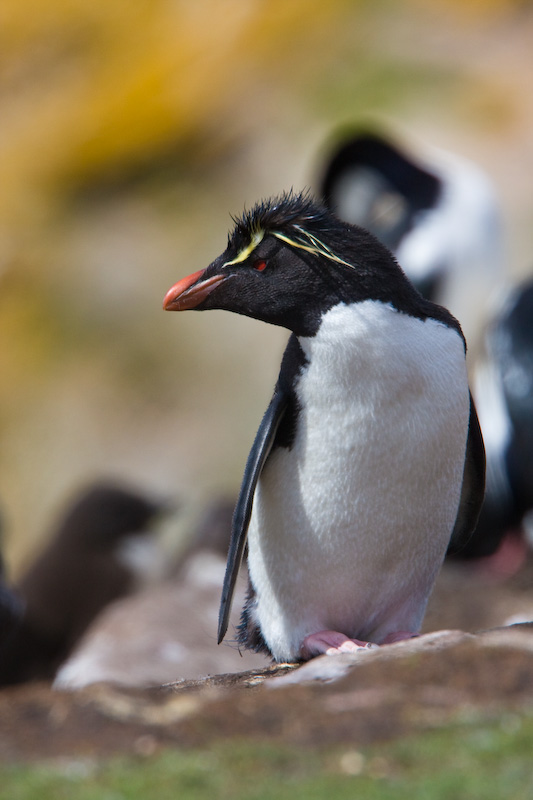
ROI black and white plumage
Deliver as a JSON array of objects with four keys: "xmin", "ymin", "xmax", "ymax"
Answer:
[
  {"xmin": 464, "ymin": 278, "xmax": 533, "ymax": 562},
  {"xmin": 319, "ymin": 131, "xmax": 504, "ymax": 352},
  {"xmin": 499, "ymin": 282, "xmax": 533, "ymax": 526},
  {"xmin": 164, "ymin": 191, "xmax": 485, "ymax": 662}
]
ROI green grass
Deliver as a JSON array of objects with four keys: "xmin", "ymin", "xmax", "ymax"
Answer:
[{"xmin": 2, "ymin": 713, "xmax": 533, "ymax": 800}]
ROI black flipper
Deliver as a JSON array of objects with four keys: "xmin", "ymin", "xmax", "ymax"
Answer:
[
  {"xmin": 217, "ymin": 386, "xmax": 288, "ymax": 644},
  {"xmin": 447, "ymin": 392, "xmax": 486, "ymax": 554}
]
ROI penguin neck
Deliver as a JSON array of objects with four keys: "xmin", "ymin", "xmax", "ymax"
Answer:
[
  {"xmin": 296, "ymin": 299, "xmax": 465, "ymax": 394},
  {"xmin": 296, "ymin": 295, "xmax": 464, "ymax": 357},
  {"xmin": 297, "ymin": 299, "xmax": 396, "ymax": 363}
]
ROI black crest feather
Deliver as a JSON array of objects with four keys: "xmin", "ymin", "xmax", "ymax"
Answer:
[{"xmin": 228, "ymin": 190, "xmax": 335, "ymax": 250}]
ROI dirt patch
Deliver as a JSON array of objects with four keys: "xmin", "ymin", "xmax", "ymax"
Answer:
[{"xmin": 2, "ymin": 572, "xmax": 533, "ymax": 765}]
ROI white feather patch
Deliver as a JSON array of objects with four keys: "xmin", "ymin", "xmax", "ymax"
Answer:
[{"xmin": 246, "ymin": 301, "xmax": 470, "ymax": 661}]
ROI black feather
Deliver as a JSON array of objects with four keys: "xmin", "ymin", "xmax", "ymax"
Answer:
[{"xmin": 229, "ymin": 190, "xmax": 330, "ymax": 243}]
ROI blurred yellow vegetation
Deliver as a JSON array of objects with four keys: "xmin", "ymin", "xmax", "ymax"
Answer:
[
  {"xmin": 1, "ymin": 0, "xmax": 523, "ymax": 229},
  {"xmin": 0, "ymin": 0, "xmax": 352, "ymax": 425},
  {"xmin": 0, "ymin": 0, "xmax": 350, "ymax": 230}
]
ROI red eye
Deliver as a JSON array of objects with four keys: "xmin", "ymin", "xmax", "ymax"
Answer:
[{"xmin": 254, "ymin": 259, "xmax": 267, "ymax": 272}]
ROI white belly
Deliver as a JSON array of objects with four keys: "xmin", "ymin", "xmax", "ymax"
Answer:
[{"xmin": 246, "ymin": 301, "xmax": 470, "ymax": 661}]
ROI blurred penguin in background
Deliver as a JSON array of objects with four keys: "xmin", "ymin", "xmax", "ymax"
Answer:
[
  {"xmin": 319, "ymin": 128, "xmax": 505, "ymax": 356},
  {"xmin": 461, "ymin": 279, "xmax": 533, "ymax": 574},
  {"xmin": 0, "ymin": 481, "xmax": 169, "ymax": 684}
]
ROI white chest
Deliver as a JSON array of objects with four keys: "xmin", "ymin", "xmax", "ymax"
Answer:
[{"xmin": 247, "ymin": 301, "xmax": 470, "ymax": 660}]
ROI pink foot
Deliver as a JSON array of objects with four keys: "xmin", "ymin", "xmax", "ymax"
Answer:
[
  {"xmin": 380, "ymin": 631, "xmax": 419, "ymax": 645},
  {"xmin": 299, "ymin": 630, "xmax": 378, "ymax": 660}
]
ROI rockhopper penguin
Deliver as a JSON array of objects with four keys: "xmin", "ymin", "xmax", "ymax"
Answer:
[{"xmin": 163, "ymin": 191, "xmax": 485, "ymax": 662}]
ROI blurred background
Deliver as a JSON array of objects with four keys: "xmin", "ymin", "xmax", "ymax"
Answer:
[{"xmin": 1, "ymin": 0, "xmax": 532, "ymax": 574}]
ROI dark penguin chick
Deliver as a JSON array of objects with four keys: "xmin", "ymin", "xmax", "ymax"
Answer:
[
  {"xmin": 457, "ymin": 278, "xmax": 533, "ymax": 570},
  {"xmin": 163, "ymin": 190, "xmax": 485, "ymax": 662},
  {"xmin": 0, "ymin": 482, "xmax": 167, "ymax": 685},
  {"xmin": 54, "ymin": 506, "xmax": 268, "ymax": 690},
  {"xmin": 319, "ymin": 131, "xmax": 504, "ymax": 352}
]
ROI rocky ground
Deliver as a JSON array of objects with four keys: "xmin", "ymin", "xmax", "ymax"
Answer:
[{"xmin": 2, "ymin": 558, "xmax": 533, "ymax": 765}]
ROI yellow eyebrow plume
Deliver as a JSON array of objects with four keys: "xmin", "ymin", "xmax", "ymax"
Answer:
[
  {"xmin": 223, "ymin": 230, "xmax": 265, "ymax": 267},
  {"xmin": 273, "ymin": 227, "xmax": 353, "ymax": 268},
  {"xmin": 222, "ymin": 224, "xmax": 354, "ymax": 271}
]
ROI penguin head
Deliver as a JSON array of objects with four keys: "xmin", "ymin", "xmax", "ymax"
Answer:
[{"xmin": 163, "ymin": 191, "xmax": 422, "ymax": 337}]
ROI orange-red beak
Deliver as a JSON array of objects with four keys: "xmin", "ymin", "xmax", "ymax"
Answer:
[{"xmin": 163, "ymin": 269, "xmax": 227, "ymax": 311}]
